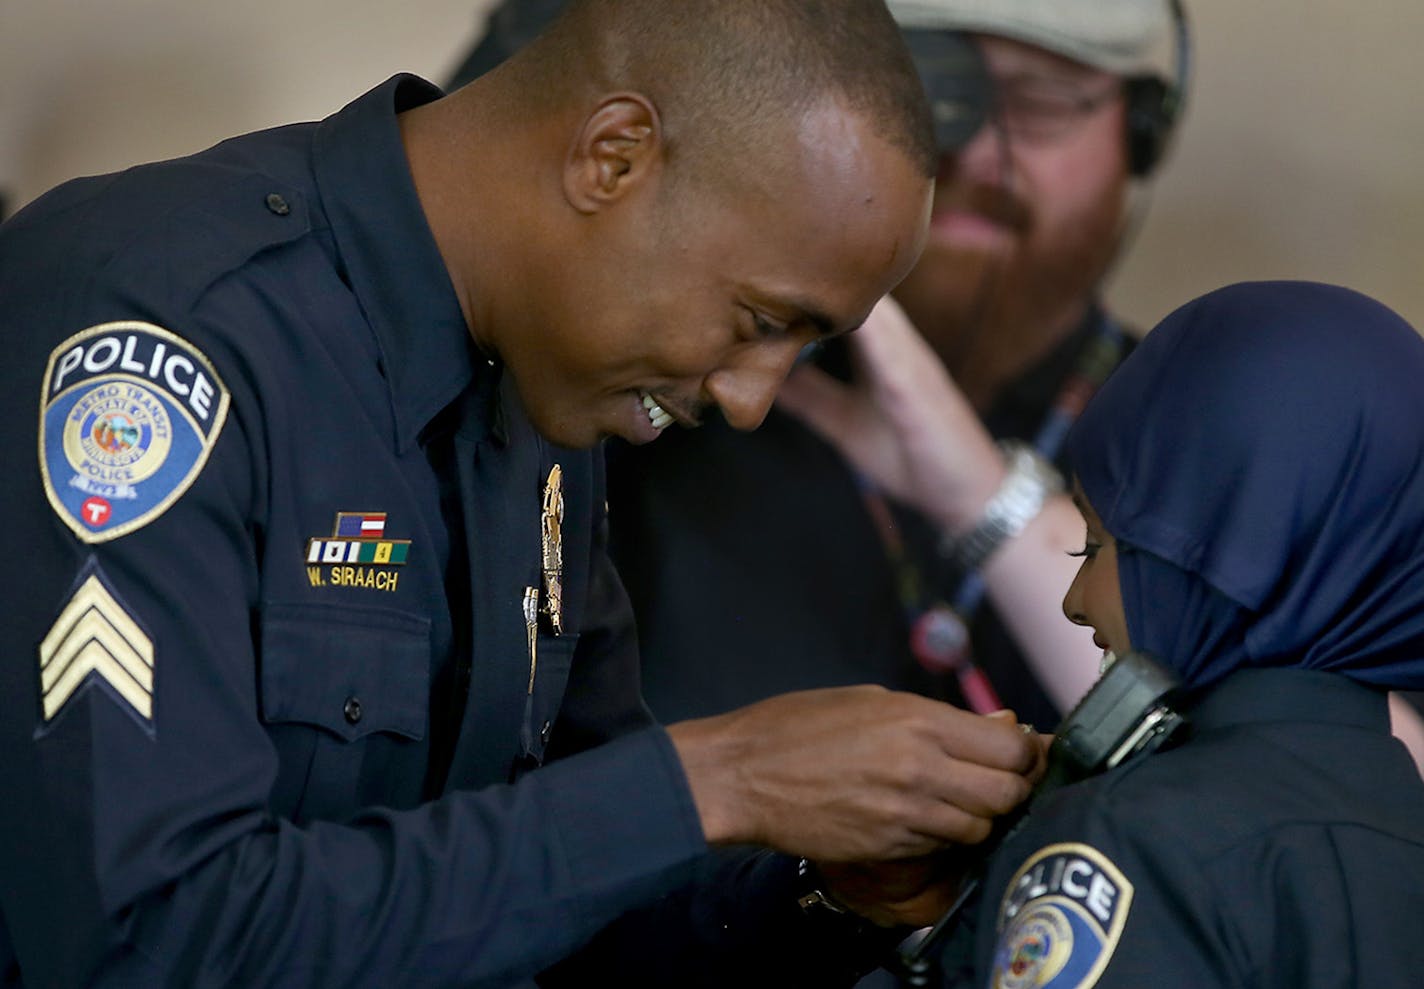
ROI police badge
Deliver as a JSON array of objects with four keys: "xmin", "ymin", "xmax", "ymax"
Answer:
[
  {"xmin": 39, "ymin": 321, "xmax": 229, "ymax": 543},
  {"xmin": 540, "ymin": 463, "xmax": 564, "ymax": 634}
]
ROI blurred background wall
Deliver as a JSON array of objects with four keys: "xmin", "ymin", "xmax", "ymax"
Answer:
[{"xmin": 2, "ymin": 0, "xmax": 1421, "ymax": 331}]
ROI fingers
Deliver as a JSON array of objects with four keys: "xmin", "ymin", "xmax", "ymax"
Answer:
[
  {"xmin": 670, "ymin": 687, "xmax": 1043, "ymax": 862},
  {"xmin": 777, "ymin": 364, "xmax": 908, "ymax": 495},
  {"xmin": 851, "ymin": 295, "xmax": 954, "ymax": 394},
  {"xmin": 902, "ymin": 695, "xmax": 1043, "ymax": 776},
  {"xmin": 807, "ymin": 694, "xmax": 1040, "ymax": 854},
  {"xmin": 852, "ymin": 294, "xmax": 932, "ymax": 370},
  {"xmin": 774, "ymin": 363, "xmax": 855, "ymax": 437},
  {"xmin": 932, "ymin": 755, "xmax": 1034, "ymax": 823},
  {"xmin": 870, "ymin": 750, "xmax": 1032, "ymax": 851}
]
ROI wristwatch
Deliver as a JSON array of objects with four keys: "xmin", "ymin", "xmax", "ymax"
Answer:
[
  {"xmin": 791, "ymin": 857, "xmax": 916, "ymax": 977},
  {"xmin": 943, "ymin": 440, "xmax": 1064, "ymax": 573},
  {"xmin": 795, "ymin": 858, "xmax": 853, "ymax": 916}
]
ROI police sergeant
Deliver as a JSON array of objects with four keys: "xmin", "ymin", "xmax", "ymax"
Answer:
[{"xmin": 0, "ymin": 1, "xmax": 1044, "ymax": 985}]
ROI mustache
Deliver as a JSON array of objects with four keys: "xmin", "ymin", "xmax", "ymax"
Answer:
[{"xmin": 933, "ymin": 182, "xmax": 1032, "ymax": 235}]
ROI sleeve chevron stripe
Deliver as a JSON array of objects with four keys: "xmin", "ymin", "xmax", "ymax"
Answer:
[{"xmin": 39, "ymin": 574, "xmax": 155, "ymax": 724}]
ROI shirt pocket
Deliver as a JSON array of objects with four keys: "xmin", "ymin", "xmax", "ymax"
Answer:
[
  {"xmin": 513, "ymin": 632, "xmax": 578, "ymax": 779},
  {"xmin": 260, "ymin": 601, "xmax": 430, "ymax": 740},
  {"xmin": 259, "ymin": 601, "xmax": 431, "ymax": 820}
]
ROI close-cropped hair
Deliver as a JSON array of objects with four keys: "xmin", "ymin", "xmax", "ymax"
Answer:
[{"xmin": 513, "ymin": 0, "xmax": 938, "ymax": 179}]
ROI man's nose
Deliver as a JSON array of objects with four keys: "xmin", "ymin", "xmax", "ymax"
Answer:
[
  {"xmin": 703, "ymin": 339, "xmax": 806, "ymax": 432},
  {"xmin": 951, "ymin": 120, "xmax": 1015, "ymax": 186}
]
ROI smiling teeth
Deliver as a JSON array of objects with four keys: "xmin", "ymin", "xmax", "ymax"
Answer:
[{"xmin": 641, "ymin": 393, "xmax": 674, "ymax": 430}]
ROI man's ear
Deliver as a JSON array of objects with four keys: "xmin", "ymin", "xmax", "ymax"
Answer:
[{"xmin": 563, "ymin": 94, "xmax": 661, "ymax": 213}]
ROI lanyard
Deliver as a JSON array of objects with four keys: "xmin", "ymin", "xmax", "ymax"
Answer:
[{"xmin": 860, "ymin": 312, "xmax": 1127, "ymax": 714}]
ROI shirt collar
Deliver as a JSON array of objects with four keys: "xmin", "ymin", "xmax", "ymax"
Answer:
[
  {"xmin": 1183, "ymin": 667, "xmax": 1390, "ymax": 734},
  {"xmin": 312, "ymin": 73, "xmax": 488, "ymax": 451}
]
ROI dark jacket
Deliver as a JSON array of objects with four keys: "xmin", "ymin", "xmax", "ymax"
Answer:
[
  {"xmin": 965, "ymin": 670, "xmax": 1424, "ymax": 988},
  {"xmin": 1, "ymin": 74, "xmax": 719, "ymax": 988}
]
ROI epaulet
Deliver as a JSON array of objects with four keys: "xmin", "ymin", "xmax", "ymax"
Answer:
[{"xmin": 95, "ymin": 162, "xmax": 314, "ymax": 314}]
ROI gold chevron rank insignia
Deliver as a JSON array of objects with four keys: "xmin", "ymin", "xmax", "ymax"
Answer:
[{"xmin": 39, "ymin": 572, "xmax": 155, "ymax": 727}]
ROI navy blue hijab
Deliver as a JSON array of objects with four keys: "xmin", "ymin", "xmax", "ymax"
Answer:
[{"xmin": 1067, "ymin": 281, "xmax": 1424, "ymax": 691}]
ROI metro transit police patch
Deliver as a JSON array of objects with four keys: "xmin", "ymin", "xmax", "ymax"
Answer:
[
  {"xmin": 991, "ymin": 842, "xmax": 1134, "ymax": 989},
  {"xmin": 39, "ymin": 321, "xmax": 230, "ymax": 543}
]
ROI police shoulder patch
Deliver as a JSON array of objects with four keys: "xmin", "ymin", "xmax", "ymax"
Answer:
[
  {"xmin": 39, "ymin": 320, "xmax": 230, "ymax": 542},
  {"xmin": 991, "ymin": 842, "xmax": 1135, "ymax": 989}
]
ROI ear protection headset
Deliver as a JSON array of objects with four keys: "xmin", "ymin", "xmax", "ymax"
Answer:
[
  {"xmin": 453, "ymin": 0, "xmax": 1191, "ymax": 177},
  {"xmin": 1123, "ymin": 0, "xmax": 1192, "ymax": 177}
]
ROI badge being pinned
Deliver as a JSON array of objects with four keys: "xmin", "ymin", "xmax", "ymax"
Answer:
[
  {"xmin": 540, "ymin": 464, "xmax": 564, "ymax": 634},
  {"xmin": 40, "ymin": 321, "xmax": 230, "ymax": 543},
  {"xmin": 991, "ymin": 842, "xmax": 1134, "ymax": 989}
]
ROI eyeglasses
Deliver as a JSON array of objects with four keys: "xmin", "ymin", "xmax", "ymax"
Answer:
[{"xmin": 988, "ymin": 79, "xmax": 1124, "ymax": 144}]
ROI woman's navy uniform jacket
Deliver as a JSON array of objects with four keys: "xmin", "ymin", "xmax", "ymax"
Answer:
[
  {"xmin": 0, "ymin": 74, "xmax": 752, "ymax": 987},
  {"xmin": 970, "ymin": 670, "xmax": 1424, "ymax": 988},
  {"xmin": 952, "ymin": 282, "xmax": 1424, "ymax": 989}
]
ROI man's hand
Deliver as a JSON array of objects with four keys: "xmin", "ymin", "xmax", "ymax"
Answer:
[
  {"xmin": 775, "ymin": 295, "xmax": 1004, "ymax": 535},
  {"xmin": 813, "ymin": 719, "xmax": 1052, "ymax": 928},
  {"xmin": 813, "ymin": 853, "xmax": 971, "ymax": 929},
  {"xmin": 667, "ymin": 686, "xmax": 1043, "ymax": 863}
]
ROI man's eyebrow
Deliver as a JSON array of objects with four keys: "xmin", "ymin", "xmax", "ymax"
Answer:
[{"xmin": 773, "ymin": 297, "xmax": 840, "ymax": 338}]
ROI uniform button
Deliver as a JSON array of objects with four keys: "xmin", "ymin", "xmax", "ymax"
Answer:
[
  {"xmin": 343, "ymin": 697, "xmax": 363, "ymax": 724},
  {"xmin": 539, "ymin": 720, "xmax": 552, "ymax": 745},
  {"xmin": 264, "ymin": 192, "xmax": 291, "ymax": 216}
]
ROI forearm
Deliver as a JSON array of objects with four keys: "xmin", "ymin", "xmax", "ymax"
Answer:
[
  {"xmin": 929, "ymin": 450, "xmax": 1101, "ymax": 716},
  {"xmin": 15, "ymin": 728, "xmax": 705, "ymax": 988},
  {"xmin": 1388, "ymin": 693, "xmax": 1424, "ymax": 776},
  {"xmin": 542, "ymin": 848, "xmax": 898, "ymax": 987}
]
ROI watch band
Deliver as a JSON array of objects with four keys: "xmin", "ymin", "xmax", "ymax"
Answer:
[
  {"xmin": 796, "ymin": 857, "xmax": 853, "ymax": 915},
  {"xmin": 943, "ymin": 440, "xmax": 1064, "ymax": 573},
  {"xmin": 790, "ymin": 857, "xmax": 917, "ymax": 978}
]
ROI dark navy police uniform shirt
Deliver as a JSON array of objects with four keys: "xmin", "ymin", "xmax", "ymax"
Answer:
[
  {"xmin": 953, "ymin": 669, "xmax": 1424, "ymax": 989},
  {"xmin": 0, "ymin": 75, "xmax": 723, "ymax": 987}
]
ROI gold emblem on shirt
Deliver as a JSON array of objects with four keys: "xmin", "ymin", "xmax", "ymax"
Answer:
[{"xmin": 540, "ymin": 464, "xmax": 564, "ymax": 634}]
